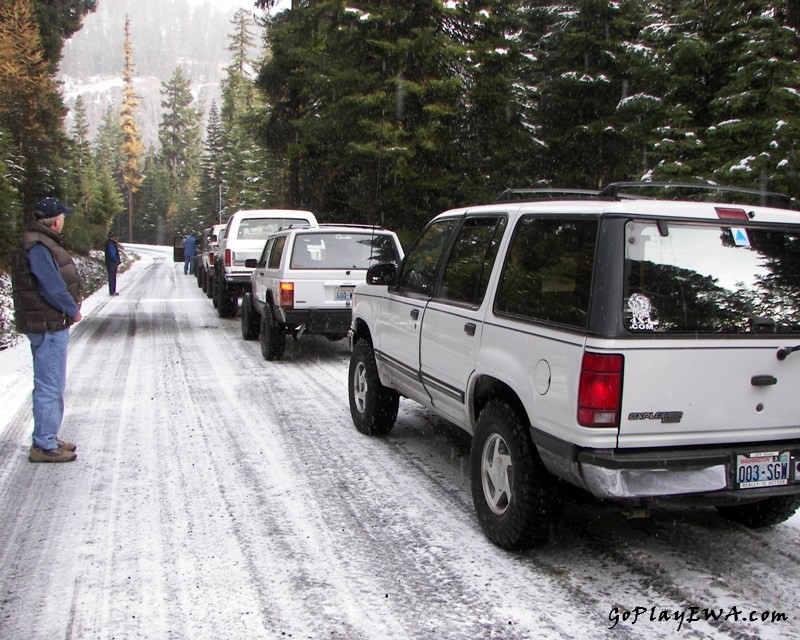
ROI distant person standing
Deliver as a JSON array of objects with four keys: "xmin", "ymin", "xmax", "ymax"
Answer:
[
  {"xmin": 183, "ymin": 233, "xmax": 197, "ymax": 275},
  {"xmin": 11, "ymin": 198, "xmax": 82, "ymax": 463},
  {"xmin": 104, "ymin": 231, "xmax": 122, "ymax": 295}
]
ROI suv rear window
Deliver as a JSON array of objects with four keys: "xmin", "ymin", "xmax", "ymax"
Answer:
[
  {"xmin": 624, "ymin": 220, "xmax": 800, "ymax": 334},
  {"xmin": 237, "ymin": 218, "xmax": 310, "ymax": 239},
  {"xmin": 289, "ymin": 232, "xmax": 400, "ymax": 269},
  {"xmin": 495, "ymin": 216, "xmax": 598, "ymax": 328}
]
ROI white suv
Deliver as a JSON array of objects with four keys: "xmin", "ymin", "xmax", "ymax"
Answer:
[
  {"xmin": 242, "ymin": 225, "xmax": 403, "ymax": 360},
  {"xmin": 212, "ymin": 209, "xmax": 317, "ymax": 317},
  {"xmin": 348, "ymin": 185, "xmax": 800, "ymax": 550}
]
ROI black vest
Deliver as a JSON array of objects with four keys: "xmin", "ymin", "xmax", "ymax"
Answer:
[{"xmin": 11, "ymin": 222, "xmax": 82, "ymax": 333}]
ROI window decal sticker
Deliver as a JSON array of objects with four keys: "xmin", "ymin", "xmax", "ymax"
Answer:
[{"xmin": 627, "ymin": 293, "xmax": 655, "ymax": 331}]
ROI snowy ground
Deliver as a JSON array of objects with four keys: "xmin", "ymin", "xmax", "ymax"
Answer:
[{"xmin": 0, "ymin": 245, "xmax": 799, "ymax": 640}]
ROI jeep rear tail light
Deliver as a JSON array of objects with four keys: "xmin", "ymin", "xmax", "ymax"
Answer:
[
  {"xmin": 578, "ymin": 352, "xmax": 623, "ymax": 428},
  {"xmin": 209, "ymin": 253, "xmax": 214, "ymax": 265},
  {"xmin": 279, "ymin": 281, "xmax": 294, "ymax": 308},
  {"xmin": 225, "ymin": 249, "xmax": 232, "ymax": 267}
]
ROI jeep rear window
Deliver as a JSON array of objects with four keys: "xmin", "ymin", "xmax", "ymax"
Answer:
[
  {"xmin": 624, "ymin": 221, "xmax": 800, "ymax": 334},
  {"xmin": 237, "ymin": 218, "xmax": 310, "ymax": 239},
  {"xmin": 289, "ymin": 233, "xmax": 400, "ymax": 269},
  {"xmin": 495, "ymin": 217, "xmax": 598, "ymax": 328}
]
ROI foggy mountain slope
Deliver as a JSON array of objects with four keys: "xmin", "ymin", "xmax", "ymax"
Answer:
[{"xmin": 59, "ymin": 0, "xmax": 260, "ymax": 145}]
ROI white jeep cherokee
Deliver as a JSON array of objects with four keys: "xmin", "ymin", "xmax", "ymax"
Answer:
[
  {"xmin": 212, "ymin": 208, "xmax": 318, "ymax": 317},
  {"xmin": 348, "ymin": 186, "xmax": 800, "ymax": 550},
  {"xmin": 242, "ymin": 224, "xmax": 403, "ymax": 360}
]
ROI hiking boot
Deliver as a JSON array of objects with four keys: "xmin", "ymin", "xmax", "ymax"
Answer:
[
  {"xmin": 56, "ymin": 438, "xmax": 77, "ymax": 452},
  {"xmin": 29, "ymin": 446, "xmax": 77, "ymax": 463}
]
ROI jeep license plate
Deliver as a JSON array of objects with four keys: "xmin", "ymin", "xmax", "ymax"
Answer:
[
  {"xmin": 736, "ymin": 451, "xmax": 790, "ymax": 489},
  {"xmin": 336, "ymin": 287, "xmax": 354, "ymax": 301}
]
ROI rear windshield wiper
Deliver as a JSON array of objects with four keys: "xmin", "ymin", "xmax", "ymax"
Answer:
[{"xmin": 777, "ymin": 345, "xmax": 800, "ymax": 361}]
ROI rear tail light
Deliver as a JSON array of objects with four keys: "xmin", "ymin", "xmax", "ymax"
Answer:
[
  {"xmin": 279, "ymin": 281, "xmax": 294, "ymax": 308},
  {"xmin": 577, "ymin": 352, "xmax": 623, "ymax": 427},
  {"xmin": 225, "ymin": 249, "xmax": 232, "ymax": 267},
  {"xmin": 209, "ymin": 253, "xmax": 214, "ymax": 265},
  {"xmin": 715, "ymin": 206, "xmax": 749, "ymax": 221}
]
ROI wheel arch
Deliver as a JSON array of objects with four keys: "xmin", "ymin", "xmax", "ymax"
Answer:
[
  {"xmin": 351, "ymin": 317, "xmax": 373, "ymax": 347},
  {"xmin": 470, "ymin": 375, "xmax": 530, "ymax": 434}
]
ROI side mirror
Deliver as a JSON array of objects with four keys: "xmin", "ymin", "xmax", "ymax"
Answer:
[
  {"xmin": 367, "ymin": 262, "xmax": 397, "ymax": 285},
  {"xmin": 245, "ymin": 259, "xmax": 258, "ymax": 269}
]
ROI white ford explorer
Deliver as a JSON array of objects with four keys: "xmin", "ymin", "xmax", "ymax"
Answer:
[{"xmin": 347, "ymin": 185, "xmax": 800, "ymax": 550}]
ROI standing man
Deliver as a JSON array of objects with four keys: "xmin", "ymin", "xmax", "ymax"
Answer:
[
  {"xmin": 104, "ymin": 231, "xmax": 122, "ymax": 295},
  {"xmin": 183, "ymin": 233, "xmax": 197, "ymax": 275},
  {"xmin": 11, "ymin": 198, "xmax": 82, "ymax": 463}
]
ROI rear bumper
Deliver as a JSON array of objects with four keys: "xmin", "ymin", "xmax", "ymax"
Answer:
[
  {"xmin": 533, "ymin": 430, "xmax": 800, "ymax": 500},
  {"xmin": 279, "ymin": 308, "xmax": 352, "ymax": 335}
]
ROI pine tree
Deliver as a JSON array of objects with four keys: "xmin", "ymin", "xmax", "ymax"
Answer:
[
  {"xmin": 158, "ymin": 65, "xmax": 202, "ymax": 234},
  {"xmin": 522, "ymin": 0, "xmax": 649, "ymax": 188},
  {"xmin": 66, "ymin": 95, "xmax": 95, "ymax": 216},
  {"xmin": 119, "ymin": 15, "xmax": 144, "ymax": 241},
  {"xmin": 198, "ymin": 100, "xmax": 225, "ymax": 224},
  {"xmin": 0, "ymin": 0, "xmax": 67, "ymax": 207},
  {"xmin": 220, "ymin": 9, "xmax": 271, "ymax": 213}
]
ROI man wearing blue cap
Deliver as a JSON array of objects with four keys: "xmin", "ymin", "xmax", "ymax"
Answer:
[{"xmin": 11, "ymin": 197, "xmax": 83, "ymax": 463}]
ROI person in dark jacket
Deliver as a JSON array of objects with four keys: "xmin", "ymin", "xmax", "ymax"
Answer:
[
  {"xmin": 183, "ymin": 233, "xmax": 197, "ymax": 275},
  {"xmin": 11, "ymin": 198, "xmax": 82, "ymax": 463},
  {"xmin": 104, "ymin": 231, "xmax": 122, "ymax": 295}
]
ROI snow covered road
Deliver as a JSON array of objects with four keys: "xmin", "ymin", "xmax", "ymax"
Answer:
[{"xmin": 0, "ymin": 246, "xmax": 798, "ymax": 640}]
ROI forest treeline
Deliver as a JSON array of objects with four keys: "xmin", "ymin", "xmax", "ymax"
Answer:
[{"xmin": 2, "ymin": 0, "xmax": 800, "ymax": 262}]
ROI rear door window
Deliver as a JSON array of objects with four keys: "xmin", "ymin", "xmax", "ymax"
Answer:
[{"xmin": 495, "ymin": 216, "xmax": 598, "ymax": 329}]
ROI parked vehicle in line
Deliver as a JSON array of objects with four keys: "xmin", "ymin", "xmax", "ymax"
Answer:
[
  {"xmin": 213, "ymin": 209, "xmax": 318, "ymax": 318},
  {"xmin": 198, "ymin": 223, "xmax": 225, "ymax": 298},
  {"xmin": 243, "ymin": 224, "xmax": 403, "ymax": 360},
  {"xmin": 348, "ymin": 183, "xmax": 800, "ymax": 550}
]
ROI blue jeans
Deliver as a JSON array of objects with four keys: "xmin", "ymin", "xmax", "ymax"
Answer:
[
  {"xmin": 28, "ymin": 329, "xmax": 70, "ymax": 450},
  {"xmin": 184, "ymin": 255, "xmax": 195, "ymax": 274},
  {"xmin": 107, "ymin": 264, "xmax": 118, "ymax": 294}
]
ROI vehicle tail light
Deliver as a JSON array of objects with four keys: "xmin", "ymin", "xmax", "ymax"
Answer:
[
  {"xmin": 279, "ymin": 281, "xmax": 294, "ymax": 308},
  {"xmin": 715, "ymin": 206, "xmax": 749, "ymax": 221},
  {"xmin": 577, "ymin": 352, "xmax": 623, "ymax": 428},
  {"xmin": 225, "ymin": 249, "xmax": 232, "ymax": 267},
  {"xmin": 209, "ymin": 253, "xmax": 214, "ymax": 265}
]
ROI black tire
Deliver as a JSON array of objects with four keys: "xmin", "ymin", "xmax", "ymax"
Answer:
[
  {"xmin": 260, "ymin": 305, "xmax": 286, "ymax": 360},
  {"xmin": 206, "ymin": 273, "xmax": 214, "ymax": 299},
  {"xmin": 348, "ymin": 339, "xmax": 399, "ymax": 436},
  {"xmin": 201, "ymin": 268, "xmax": 207, "ymax": 293},
  {"xmin": 717, "ymin": 495, "xmax": 800, "ymax": 528},
  {"xmin": 241, "ymin": 293, "xmax": 260, "ymax": 340},
  {"xmin": 470, "ymin": 400, "xmax": 559, "ymax": 550},
  {"xmin": 216, "ymin": 279, "xmax": 237, "ymax": 318},
  {"xmin": 211, "ymin": 274, "xmax": 219, "ymax": 307}
]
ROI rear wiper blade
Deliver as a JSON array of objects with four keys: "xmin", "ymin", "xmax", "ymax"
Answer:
[{"xmin": 776, "ymin": 345, "xmax": 800, "ymax": 361}]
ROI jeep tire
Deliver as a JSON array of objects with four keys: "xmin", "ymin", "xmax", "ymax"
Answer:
[
  {"xmin": 471, "ymin": 400, "xmax": 559, "ymax": 550},
  {"xmin": 260, "ymin": 305, "xmax": 286, "ymax": 360},
  {"xmin": 348, "ymin": 339, "xmax": 399, "ymax": 436},
  {"xmin": 241, "ymin": 293, "xmax": 260, "ymax": 340},
  {"xmin": 216, "ymin": 279, "xmax": 237, "ymax": 318},
  {"xmin": 717, "ymin": 494, "xmax": 800, "ymax": 528}
]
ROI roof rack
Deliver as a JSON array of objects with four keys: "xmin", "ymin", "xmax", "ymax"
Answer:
[
  {"xmin": 494, "ymin": 188, "xmax": 603, "ymax": 203},
  {"xmin": 599, "ymin": 181, "xmax": 797, "ymax": 210},
  {"xmin": 317, "ymin": 223, "xmax": 386, "ymax": 230}
]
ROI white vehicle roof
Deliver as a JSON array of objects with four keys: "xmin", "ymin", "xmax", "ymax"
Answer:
[{"xmin": 438, "ymin": 198, "xmax": 800, "ymax": 225}]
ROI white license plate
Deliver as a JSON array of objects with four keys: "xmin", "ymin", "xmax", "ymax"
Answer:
[
  {"xmin": 736, "ymin": 451, "xmax": 790, "ymax": 489},
  {"xmin": 335, "ymin": 288, "xmax": 354, "ymax": 301}
]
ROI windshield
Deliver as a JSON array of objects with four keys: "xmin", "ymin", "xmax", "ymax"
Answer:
[
  {"xmin": 237, "ymin": 218, "xmax": 309, "ymax": 240},
  {"xmin": 290, "ymin": 232, "xmax": 400, "ymax": 269},
  {"xmin": 624, "ymin": 220, "xmax": 800, "ymax": 334}
]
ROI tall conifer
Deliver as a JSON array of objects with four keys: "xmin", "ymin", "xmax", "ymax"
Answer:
[{"xmin": 119, "ymin": 15, "xmax": 144, "ymax": 241}]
